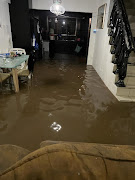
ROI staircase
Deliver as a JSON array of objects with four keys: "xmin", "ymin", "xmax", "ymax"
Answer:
[{"xmin": 108, "ymin": 0, "xmax": 135, "ymax": 102}]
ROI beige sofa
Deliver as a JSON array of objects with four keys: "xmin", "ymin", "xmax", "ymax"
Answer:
[{"xmin": 0, "ymin": 142, "xmax": 135, "ymax": 179}]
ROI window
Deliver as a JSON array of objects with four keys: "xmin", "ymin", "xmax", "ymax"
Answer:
[{"xmin": 48, "ymin": 16, "xmax": 77, "ymax": 36}]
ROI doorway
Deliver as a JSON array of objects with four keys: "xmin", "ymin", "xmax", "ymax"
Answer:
[{"xmin": 30, "ymin": 10, "xmax": 92, "ymax": 63}]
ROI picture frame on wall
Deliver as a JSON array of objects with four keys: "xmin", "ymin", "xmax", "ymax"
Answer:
[{"xmin": 97, "ymin": 4, "xmax": 107, "ymax": 29}]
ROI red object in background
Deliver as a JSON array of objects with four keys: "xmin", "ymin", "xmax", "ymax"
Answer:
[{"xmin": 77, "ymin": 38, "xmax": 81, "ymax": 41}]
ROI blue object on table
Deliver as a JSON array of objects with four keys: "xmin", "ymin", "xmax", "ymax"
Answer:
[
  {"xmin": 0, "ymin": 55, "xmax": 29, "ymax": 68},
  {"xmin": 0, "ymin": 53, "xmax": 10, "ymax": 57},
  {"xmin": 93, "ymin": 29, "xmax": 97, "ymax": 33}
]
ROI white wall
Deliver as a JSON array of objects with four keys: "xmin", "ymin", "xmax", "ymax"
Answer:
[
  {"xmin": 88, "ymin": 0, "xmax": 117, "ymax": 96},
  {"xmin": 32, "ymin": 0, "xmax": 99, "ymax": 13},
  {"xmin": 0, "ymin": 0, "xmax": 13, "ymax": 54}
]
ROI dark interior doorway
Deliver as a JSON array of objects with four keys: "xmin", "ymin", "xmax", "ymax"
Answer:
[{"xmin": 30, "ymin": 10, "xmax": 92, "ymax": 62}]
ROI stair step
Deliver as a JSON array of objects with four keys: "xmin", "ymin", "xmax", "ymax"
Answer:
[
  {"xmin": 128, "ymin": 56, "xmax": 135, "ymax": 64},
  {"xmin": 131, "ymin": 30, "xmax": 135, "ymax": 37},
  {"xmin": 125, "ymin": 2, "xmax": 133, "ymax": 9},
  {"xmin": 117, "ymin": 87, "xmax": 135, "ymax": 97},
  {"xmin": 113, "ymin": 64, "xmax": 135, "ymax": 76},
  {"xmin": 126, "ymin": 9, "xmax": 135, "ymax": 15},
  {"xmin": 128, "ymin": 15, "xmax": 135, "ymax": 23},
  {"xmin": 127, "ymin": 65, "xmax": 135, "ymax": 76},
  {"xmin": 112, "ymin": 55, "xmax": 135, "ymax": 66},
  {"xmin": 125, "ymin": 77, "xmax": 135, "ymax": 86},
  {"xmin": 116, "ymin": 95, "xmax": 135, "ymax": 102},
  {"xmin": 129, "ymin": 51, "xmax": 135, "ymax": 57},
  {"xmin": 126, "ymin": 85, "xmax": 135, "ymax": 88},
  {"xmin": 129, "ymin": 0, "xmax": 135, "ymax": 7},
  {"xmin": 115, "ymin": 75, "xmax": 135, "ymax": 86},
  {"xmin": 130, "ymin": 22, "xmax": 135, "ymax": 30},
  {"xmin": 124, "ymin": 1, "xmax": 133, "ymax": 6}
]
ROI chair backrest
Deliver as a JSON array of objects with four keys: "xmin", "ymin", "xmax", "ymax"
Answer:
[
  {"xmin": 9, "ymin": 48, "xmax": 27, "ymax": 70},
  {"xmin": 9, "ymin": 48, "xmax": 26, "ymax": 55}
]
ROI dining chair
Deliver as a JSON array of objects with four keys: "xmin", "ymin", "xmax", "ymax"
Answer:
[
  {"xmin": 9, "ymin": 48, "xmax": 27, "ymax": 70},
  {"xmin": 17, "ymin": 61, "xmax": 29, "ymax": 77},
  {"xmin": 18, "ymin": 49, "xmax": 36, "ymax": 79},
  {"xmin": 9, "ymin": 59, "xmax": 29, "ymax": 79},
  {"xmin": 9, "ymin": 48, "xmax": 26, "ymax": 55}
]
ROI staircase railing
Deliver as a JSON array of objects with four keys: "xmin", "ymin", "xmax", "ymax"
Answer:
[{"xmin": 108, "ymin": 0, "xmax": 135, "ymax": 87}]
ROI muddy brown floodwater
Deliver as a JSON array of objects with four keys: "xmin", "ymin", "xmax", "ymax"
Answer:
[{"xmin": 0, "ymin": 54, "xmax": 135, "ymax": 151}]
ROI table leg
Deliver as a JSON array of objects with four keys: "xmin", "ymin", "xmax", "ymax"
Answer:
[{"xmin": 12, "ymin": 68, "xmax": 19, "ymax": 93}]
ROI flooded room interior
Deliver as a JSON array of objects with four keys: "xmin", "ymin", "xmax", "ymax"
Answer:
[{"xmin": 1, "ymin": 0, "xmax": 135, "ymax": 179}]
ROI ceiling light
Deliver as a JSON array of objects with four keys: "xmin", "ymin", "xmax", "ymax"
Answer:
[
  {"xmin": 50, "ymin": 0, "xmax": 65, "ymax": 16},
  {"xmin": 55, "ymin": 18, "xmax": 58, "ymax": 23},
  {"xmin": 63, "ymin": 20, "xmax": 65, "ymax": 25}
]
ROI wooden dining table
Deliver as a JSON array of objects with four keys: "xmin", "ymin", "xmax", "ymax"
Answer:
[{"xmin": 0, "ymin": 55, "xmax": 29, "ymax": 93}]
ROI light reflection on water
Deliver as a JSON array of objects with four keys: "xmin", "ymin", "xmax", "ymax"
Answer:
[
  {"xmin": 0, "ymin": 55, "xmax": 135, "ymax": 151},
  {"xmin": 50, "ymin": 122, "xmax": 62, "ymax": 132}
]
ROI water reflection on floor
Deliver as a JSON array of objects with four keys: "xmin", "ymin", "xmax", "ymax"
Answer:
[{"xmin": 0, "ymin": 54, "xmax": 135, "ymax": 151}]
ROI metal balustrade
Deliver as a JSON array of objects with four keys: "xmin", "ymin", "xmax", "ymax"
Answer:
[{"xmin": 108, "ymin": 0, "xmax": 135, "ymax": 87}]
